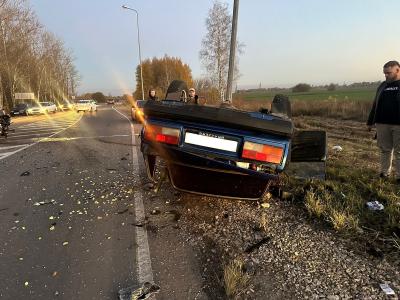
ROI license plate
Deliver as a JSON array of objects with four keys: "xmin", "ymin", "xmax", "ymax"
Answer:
[{"xmin": 184, "ymin": 132, "xmax": 238, "ymax": 152}]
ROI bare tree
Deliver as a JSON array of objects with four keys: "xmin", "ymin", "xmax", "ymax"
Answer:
[
  {"xmin": 199, "ymin": 1, "xmax": 243, "ymax": 101},
  {"xmin": 0, "ymin": 0, "xmax": 79, "ymax": 109}
]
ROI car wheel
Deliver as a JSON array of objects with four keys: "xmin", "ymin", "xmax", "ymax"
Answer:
[
  {"xmin": 270, "ymin": 94, "xmax": 291, "ymax": 118},
  {"xmin": 165, "ymin": 80, "xmax": 188, "ymax": 101}
]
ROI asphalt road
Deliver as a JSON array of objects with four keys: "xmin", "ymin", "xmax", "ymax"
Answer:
[{"xmin": 0, "ymin": 106, "xmax": 145, "ymax": 299}]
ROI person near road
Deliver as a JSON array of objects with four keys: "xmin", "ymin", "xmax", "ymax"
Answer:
[
  {"xmin": 367, "ymin": 60, "xmax": 400, "ymax": 182},
  {"xmin": 148, "ymin": 89, "xmax": 158, "ymax": 101},
  {"xmin": 187, "ymin": 87, "xmax": 199, "ymax": 104},
  {"xmin": 0, "ymin": 107, "xmax": 11, "ymax": 136}
]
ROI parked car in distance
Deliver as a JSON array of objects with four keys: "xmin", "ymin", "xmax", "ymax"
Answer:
[
  {"xmin": 27, "ymin": 102, "xmax": 57, "ymax": 114},
  {"xmin": 75, "ymin": 99, "xmax": 97, "ymax": 112},
  {"xmin": 58, "ymin": 101, "xmax": 74, "ymax": 111},
  {"xmin": 131, "ymin": 100, "xmax": 146, "ymax": 122},
  {"xmin": 107, "ymin": 99, "xmax": 115, "ymax": 105},
  {"xmin": 10, "ymin": 103, "xmax": 30, "ymax": 116},
  {"xmin": 40, "ymin": 102, "xmax": 57, "ymax": 113}
]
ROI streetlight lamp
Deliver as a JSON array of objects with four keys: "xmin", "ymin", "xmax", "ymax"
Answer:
[{"xmin": 122, "ymin": 5, "xmax": 145, "ymax": 101}]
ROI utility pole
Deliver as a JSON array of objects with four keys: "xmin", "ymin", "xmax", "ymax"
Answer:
[{"xmin": 225, "ymin": 0, "xmax": 239, "ymax": 103}]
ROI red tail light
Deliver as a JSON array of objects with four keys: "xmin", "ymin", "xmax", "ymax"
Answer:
[
  {"xmin": 144, "ymin": 124, "xmax": 180, "ymax": 145},
  {"xmin": 242, "ymin": 141, "xmax": 284, "ymax": 164}
]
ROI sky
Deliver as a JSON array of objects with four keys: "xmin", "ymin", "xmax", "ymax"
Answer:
[{"xmin": 32, "ymin": 0, "xmax": 400, "ymax": 95}]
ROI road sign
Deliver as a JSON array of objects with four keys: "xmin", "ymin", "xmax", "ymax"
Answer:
[{"xmin": 15, "ymin": 93, "xmax": 35, "ymax": 100}]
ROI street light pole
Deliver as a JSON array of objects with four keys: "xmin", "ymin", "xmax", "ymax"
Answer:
[
  {"xmin": 122, "ymin": 5, "xmax": 145, "ymax": 100},
  {"xmin": 225, "ymin": 0, "xmax": 239, "ymax": 104}
]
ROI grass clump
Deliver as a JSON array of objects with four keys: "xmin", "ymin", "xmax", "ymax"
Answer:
[
  {"xmin": 224, "ymin": 259, "xmax": 249, "ymax": 299},
  {"xmin": 305, "ymin": 188, "xmax": 325, "ymax": 218}
]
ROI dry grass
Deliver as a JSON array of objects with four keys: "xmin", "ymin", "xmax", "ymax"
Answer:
[
  {"xmin": 305, "ymin": 188, "xmax": 325, "ymax": 218},
  {"xmin": 232, "ymin": 97, "xmax": 372, "ymax": 121},
  {"xmin": 329, "ymin": 209, "xmax": 347, "ymax": 231},
  {"xmin": 224, "ymin": 259, "xmax": 249, "ymax": 299},
  {"xmin": 260, "ymin": 212, "xmax": 268, "ymax": 232}
]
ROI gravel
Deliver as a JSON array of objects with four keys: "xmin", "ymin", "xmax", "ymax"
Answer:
[{"xmin": 162, "ymin": 192, "xmax": 400, "ymax": 299}]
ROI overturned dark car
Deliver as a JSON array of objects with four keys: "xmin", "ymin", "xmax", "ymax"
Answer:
[{"xmin": 140, "ymin": 80, "xmax": 326, "ymax": 200}]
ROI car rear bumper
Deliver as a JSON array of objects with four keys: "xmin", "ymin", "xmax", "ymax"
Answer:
[{"xmin": 141, "ymin": 141, "xmax": 277, "ymax": 200}]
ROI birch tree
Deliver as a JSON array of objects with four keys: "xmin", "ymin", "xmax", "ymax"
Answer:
[{"xmin": 199, "ymin": 1, "xmax": 243, "ymax": 101}]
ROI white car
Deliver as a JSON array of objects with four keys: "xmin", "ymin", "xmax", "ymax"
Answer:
[
  {"xmin": 27, "ymin": 102, "xmax": 57, "ymax": 114},
  {"xmin": 75, "ymin": 100, "xmax": 97, "ymax": 112}
]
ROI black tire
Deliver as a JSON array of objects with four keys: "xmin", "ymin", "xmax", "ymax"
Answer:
[
  {"xmin": 271, "ymin": 94, "xmax": 291, "ymax": 118},
  {"xmin": 165, "ymin": 80, "xmax": 188, "ymax": 101}
]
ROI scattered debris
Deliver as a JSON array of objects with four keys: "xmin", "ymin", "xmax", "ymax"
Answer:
[
  {"xmin": 62, "ymin": 241, "xmax": 69, "ymax": 246},
  {"xmin": 0, "ymin": 207, "xmax": 9, "ymax": 212},
  {"xmin": 49, "ymin": 226, "xmax": 55, "ymax": 231},
  {"xmin": 24, "ymin": 281, "xmax": 29, "ymax": 287},
  {"xmin": 366, "ymin": 201, "xmax": 384, "ymax": 211},
  {"xmin": 33, "ymin": 199, "xmax": 56, "ymax": 206},
  {"xmin": 150, "ymin": 209, "xmax": 161, "ymax": 215},
  {"xmin": 167, "ymin": 210, "xmax": 181, "ymax": 222},
  {"xmin": 244, "ymin": 236, "xmax": 271, "ymax": 253},
  {"xmin": 121, "ymin": 157, "xmax": 127, "ymax": 161},
  {"xmin": 143, "ymin": 182, "xmax": 154, "ymax": 191},
  {"xmin": 20, "ymin": 171, "xmax": 30, "ymax": 176},
  {"xmin": 52, "ymin": 271, "xmax": 58, "ymax": 277},
  {"xmin": 332, "ymin": 145, "xmax": 343, "ymax": 152},
  {"xmin": 118, "ymin": 282, "xmax": 160, "ymax": 300},
  {"xmin": 117, "ymin": 208, "xmax": 129, "ymax": 215},
  {"xmin": 261, "ymin": 202, "xmax": 270, "ymax": 209},
  {"xmin": 379, "ymin": 283, "xmax": 396, "ymax": 296}
]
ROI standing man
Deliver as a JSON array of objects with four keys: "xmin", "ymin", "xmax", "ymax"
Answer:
[
  {"xmin": 367, "ymin": 60, "xmax": 400, "ymax": 182},
  {"xmin": 187, "ymin": 88, "xmax": 199, "ymax": 104}
]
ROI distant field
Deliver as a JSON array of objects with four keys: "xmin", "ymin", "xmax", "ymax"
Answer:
[
  {"xmin": 233, "ymin": 88, "xmax": 376, "ymax": 102},
  {"xmin": 231, "ymin": 88, "xmax": 377, "ymax": 121}
]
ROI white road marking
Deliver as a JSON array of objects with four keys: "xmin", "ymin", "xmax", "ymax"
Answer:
[
  {"xmin": 6, "ymin": 130, "xmax": 61, "ymax": 139},
  {"xmin": 0, "ymin": 144, "xmax": 30, "ymax": 151},
  {"xmin": 113, "ymin": 106, "xmax": 154, "ymax": 285},
  {"xmin": 0, "ymin": 114, "xmax": 83, "ymax": 161},
  {"xmin": 14, "ymin": 124, "xmax": 74, "ymax": 131},
  {"xmin": 38, "ymin": 134, "xmax": 130, "ymax": 142}
]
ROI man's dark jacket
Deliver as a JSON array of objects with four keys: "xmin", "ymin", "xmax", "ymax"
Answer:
[{"xmin": 367, "ymin": 82, "xmax": 386, "ymax": 126}]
